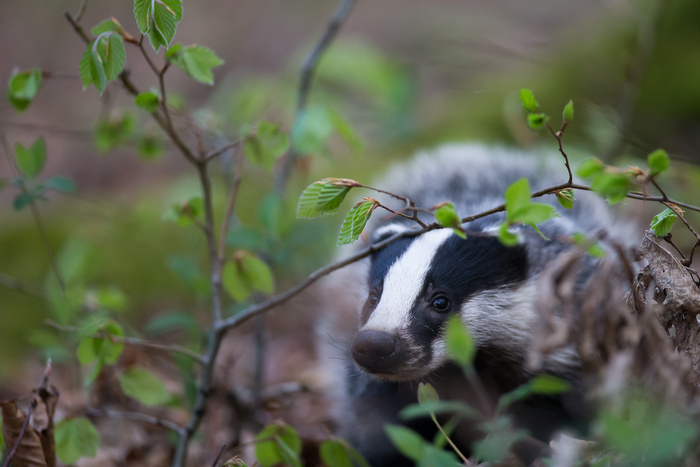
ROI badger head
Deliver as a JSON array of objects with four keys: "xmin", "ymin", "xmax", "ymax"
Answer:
[{"xmin": 351, "ymin": 224, "xmax": 534, "ymax": 382}]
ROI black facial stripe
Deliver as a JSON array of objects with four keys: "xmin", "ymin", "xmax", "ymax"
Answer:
[
  {"xmin": 407, "ymin": 234, "xmax": 528, "ymax": 355},
  {"xmin": 360, "ymin": 235, "xmax": 416, "ymax": 326}
]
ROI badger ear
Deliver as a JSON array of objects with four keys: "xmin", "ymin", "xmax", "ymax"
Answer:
[{"xmin": 372, "ymin": 224, "xmax": 410, "ymax": 244}]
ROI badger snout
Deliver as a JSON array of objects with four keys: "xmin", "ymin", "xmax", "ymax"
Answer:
[{"xmin": 351, "ymin": 330, "xmax": 403, "ymax": 374}]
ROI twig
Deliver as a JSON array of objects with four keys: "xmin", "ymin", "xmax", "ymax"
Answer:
[
  {"xmin": 217, "ymin": 147, "xmax": 244, "ymax": 271},
  {"xmin": 431, "ymin": 414, "xmax": 469, "ymax": 464},
  {"xmin": 276, "ymin": 0, "xmax": 357, "ymax": 193},
  {"xmin": 2, "ymin": 360, "xmax": 52, "ymax": 467},
  {"xmin": 86, "ymin": 408, "xmax": 185, "ymax": 435},
  {"xmin": 210, "ymin": 443, "xmax": 227, "ymax": 467},
  {"xmin": 547, "ymin": 123, "xmax": 573, "ymax": 184},
  {"xmin": 0, "ymin": 271, "xmax": 48, "ymax": 300},
  {"xmin": 44, "ymin": 319, "xmax": 205, "ymax": 364},
  {"xmin": 74, "ymin": 0, "xmax": 89, "ymax": 22},
  {"xmin": 664, "ymin": 203, "xmax": 700, "ymax": 243},
  {"xmin": 203, "ymin": 141, "xmax": 240, "ymax": 164}
]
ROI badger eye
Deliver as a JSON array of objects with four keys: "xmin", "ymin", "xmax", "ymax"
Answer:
[
  {"xmin": 431, "ymin": 296, "xmax": 450, "ymax": 312},
  {"xmin": 368, "ymin": 291, "xmax": 379, "ymax": 307}
]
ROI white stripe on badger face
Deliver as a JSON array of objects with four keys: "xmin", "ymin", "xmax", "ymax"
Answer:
[{"xmin": 363, "ymin": 229, "xmax": 454, "ymax": 333}]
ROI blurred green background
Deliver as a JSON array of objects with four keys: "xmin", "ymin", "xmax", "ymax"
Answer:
[{"xmin": 1, "ymin": 0, "xmax": 700, "ymax": 380}]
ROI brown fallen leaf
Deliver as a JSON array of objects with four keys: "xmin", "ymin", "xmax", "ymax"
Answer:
[{"xmin": 0, "ymin": 400, "xmax": 48, "ymax": 467}]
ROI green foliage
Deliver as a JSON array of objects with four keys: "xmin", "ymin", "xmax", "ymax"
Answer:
[
  {"xmin": 15, "ymin": 137, "xmax": 46, "ymax": 179},
  {"xmin": 44, "ymin": 176, "xmax": 78, "ymax": 194},
  {"xmin": 400, "ymin": 399, "xmax": 480, "ymax": 421},
  {"xmin": 135, "ymin": 92, "xmax": 160, "ymax": 112},
  {"xmin": 320, "ymin": 440, "xmax": 370, "ymax": 467},
  {"xmin": 292, "ymin": 106, "xmax": 363, "ymax": 157},
  {"xmin": 242, "ymin": 121, "xmax": 291, "ymax": 171},
  {"xmin": 650, "ymin": 207, "xmax": 677, "ymax": 237},
  {"xmin": 445, "ymin": 315, "xmax": 475, "ymax": 369},
  {"xmin": 473, "ymin": 424, "xmax": 528, "ymax": 464},
  {"xmin": 255, "ymin": 423, "xmax": 302, "ymax": 467},
  {"xmin": 519, "ymin": 89, "xmax": 539, "ymax": 113},
  {"xmin": 222, "ymin": 252, "xmax": 274, "ymax": 302},
  {"xmin": 91, "ymin": 19, "xmax": 122, "ymax": 35},
  {"xmin": 498, "ymin": 178, "xmax": 559, "ymax": 244},
  {"xmin": 434, "ymin": 202, "xmax": 466, "ymax": 239},
  {"xmin": 556, "ymin": 188, "xmax": 574, "ymax": 209},
  {"xmin": 563, "ymin": 99, "xmax": 574, "ymax": 123},
  {"xmin": 80, "ymin": 32, "xmax": 126, "ymax": 94},
  {"xmin": 571, "ymin": 233, "xmax": 607, "ymax": 258},
  {"xmin": 576, "ymin": 158, "xmax": 635, "ymax": 204},
  {"xmin": 96, "ymin": 286, "xmax": 129, "ymax": 312},
  {"xmin": 76, "ymin": 319, "xmax": 125, "ymax": 383},
  {"xmin": 162, "ymin": 196, "xmax": 205, "ymax": 227},
  {"xmin": 167, "ymin": 44, "xmax": 224, "ymax": 85},
  {"xmin": 417, "ymin": 382, "xmax": 439, "ymax": 405},
  {"xmin": 296, "ymin": 178, "xmax": 358, "ymax": 218},
  {"xmin": 384, "ymin": 425, "xmax": 425, "ymax": 462},
  {"xmin": 527, "ymin": 112, "xmax": 550, "ymax": 130},
  {"xmin": 576, "ymin": 158, "xmax": 605, "ymax": 178},
  {"xmin": 55, "ymin": 417, "xmax": 100, "ymax": 465},
  {"xmin": 137, "ymin": 135, "xmax": 164, "ymax": 160},
  {"xmin": 338, "ymin": 199, "xmax": 378, "ymax": 245},
  {"xmin": 497, "ymin": 375, "xmax": 570, "ymax": 413},
  {"xmin": 134, "ymin": 0, "xmax": 183, "ymax": 51},
  {"xmin": 648, "ymin": 149, "xmax": 670, "ymax": 176},
  {"xmin": 94, "ymin": 113, "xmax": 136, "ymax": 151},
  {"xmin": 118, "ymin": 366, "xmax": 171, "ymax": 406},
  {"xmin": 7, "ymin": 68, "xmax": 42, "ymax": 112}
]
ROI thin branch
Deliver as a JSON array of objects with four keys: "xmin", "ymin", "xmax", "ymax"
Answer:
[
  {"xmin": 664, "ymin": 203, "xmax": 700, "ymax": 243},
  {"xmin": 0, "ymin": 271, "xmax": 48, "ymax": 300},
  {"xmin": 74, "ymin": 0, "xmax": 89, "ymax": 22},
  {"xmin": 547, "ymin": 122, "xmax": 573, "ymax": 184},
  {"xmin": 210, "ymin": 444, "xmax": 227, "ymax": 467},
  {"xmin": 87, "ymin": 408, "xmax": 185, "ymax": 435},
  {"xmin": 217, "ymin": 147, "xmax": 244, "ymax": 271},
  {"xmin": 276, "ymin": 0, "xmax": 357, "ymax": 193},
  {"xmin": 431, "ymin": 414, "xmax": 469, "ymax": 464},
  {"xmin": 203, "ymin": 141, "xmax": 240, "ymax": 164},
  {"xmin": 2, "ymin": 360, "xmax": 52, "ymax": 467}
]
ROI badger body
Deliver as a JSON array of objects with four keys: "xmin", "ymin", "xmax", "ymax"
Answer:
[{"xmin": 319, "ymin": 144, "xmax": 633, "ymax": 466}]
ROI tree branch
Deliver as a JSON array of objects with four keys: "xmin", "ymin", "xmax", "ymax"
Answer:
[{"xmin": 87, "ymin": 408, "xmax": 185, "ymax": 435}]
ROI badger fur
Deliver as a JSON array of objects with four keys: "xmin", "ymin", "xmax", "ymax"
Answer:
[{"xmin": 318, "ymin": 144, "xmax": 636, "ymax": 466}]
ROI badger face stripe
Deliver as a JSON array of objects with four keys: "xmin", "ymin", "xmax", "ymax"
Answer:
[{"xmin": 363, "ymin": 229, "xmax": 454, "ymax": 333}]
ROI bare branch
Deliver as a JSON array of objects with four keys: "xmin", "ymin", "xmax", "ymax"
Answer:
[{"xmin": 87, "ymin": 408, "xmax": 185, "ymax": 435}]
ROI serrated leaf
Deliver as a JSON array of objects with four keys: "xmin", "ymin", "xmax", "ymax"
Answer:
[
  {"xmin": 44, "ymin": 176, "xmax": 77, "ymax": 193},
  {"xmin": 650, "ymin": 208, "xmax": 677, "ymax": 237},
  {"xmin": 519, "ymin": 89, "xmax": 538, "ymax": 112},
  {"xmin": 7, "ymin": 68, "xmax": 42, "ymax": 112},
  {"xmin": 134, "ymin": 0, "xmax": 150, "ymax": 33},
  {"xmin": 527, "ymin": 112, "xmax": 549, "ymax": 130},
  {"xmin": 338, "ymin": 200, "xmax": 376, "ymax": 245},
  {"xmin": 135, "ymin": 0, "xmax": 183, "ymax": 51},
  {"xmin": 555, "ymin": 189, "xmax": 574, "ymax": 209},
  {"xmin": 104, "ymin": 33, "xmax": 126, "ymax": 81},
  {"xmin": 505, "ymin": 178, "xmax": 559, "ymax": 227},
  {"xmin": 296, "ymin": 179, "xmax": 353, "ymax": 218},
  {"xmin": 15, "ymin": 137, "xmax": 46, "ymax": 179},
  {"xmin": 445, "ymin": 315, "xmax": 475, "ymax": 368},
  {"xmin": 384, "ymin": 425, "xmax": 425, "ymax": 462},
  {"xmin": 55, "ymin": 417, "xmax": 100, "ymax": 465},
  {"xmin": 169, "ymin": 44, "xmax": 223, "ymax": 84},
  {"xmin": 648, "ymin": 149, "xmax": 669, "ymax": 176},
  {"xmin": 135, "ymin": 92, "xmax": 160, "ymax": 112},
  {"xmin": 563, "ymin": 100, "xmax": 574, "ymax": 123},
  {"xmin": 256, "ymin": 424, "xmax": 302, "ymax": 467},
  {"xmin": 91, "ymin": 19, "xmax": 120, "ymax": 35},
  {"xmin": 118, "ymin": 366, "xmax": 171, "ymax": 406}
]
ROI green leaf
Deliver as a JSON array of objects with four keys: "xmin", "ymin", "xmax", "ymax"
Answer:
[
  {"xmin": 96, "ymin": 286, "xmax": 128, "ymax": 312},
  {"xmin": 473, "ymin": 429, "xmax": 528, "ymax": 463},
  {"xmin": 400, "ymin": 400, "xmax": 480, "ymax": 421},
  {"xmin": 222, "ymin": 252, "xmax": 274, "ymax": 302},
  {"xmin": 44, "ymin": 176, "xmax": 77, "ymax": 193},
  {"xmin": 519, "ymin": 89, "xmax": 538, "ymax": 113},
  {"xmin": 504, "ymin": 178, "xmax": 531, "ymax": 219},
  {"xmin": 15, "ymin": 137, "xmax": 46, "ymax": 179},
  {"xmin": 135, "ymin": 92, "xmax": 160, "ymax": 112},
  {"xmin": 297, "ymin": 178, "xmax": 356, "ymax": 218},
  {"xmin": 243, "ymin": 121, "xmax": 290, "ymax": 170},
  {"xmin": 55, "ymin": 417, "xmax": 100, "ymax": 465},
  {"xmin": 292, "ymin": 106, "xmax": 334, "ymax": 156},
  {"xmin": 434, "ymin": 202, "xmax": 461, "ymax": 230},
  {"xmin": 104, "ymin": 33, "xmax": 126, "ymax": 81},
  {"xmin": 256, "ymin": 424, "xmax": 302, "ymax": 467},
  {"xmin": 417, "ymin": 382, "xmax": 439, "ymax": 405},
  {"xmin": 648, "ymin": 149, "xmax": 670, "ymax": 176},
  {"xmin": 590, "ymin": 171, "xmax": 631, "ymax": 202},
  {"xmin": 338, "ymin": 200, "xmax": 377, "ymax": 246},
  {"xmin": 562, "ymin": 100, "xmax": 574, "ymax": 123},
  {"xmin": 650, "ymin": 208, "xmax": 677, "ymax": 237},
  {"xmin": 162, "ymin": 196, "xmax": 205, "ymax": 227},
  {"xmin": 420, "ymin": 445, "xmax": 462, "ymax": 467},
  {"xmin": 527, "ymin": 112, "xmax": 549, "ymax": 130},
  {"xmin": 118, "ymin": 366, "xmax": 171, "ymax": 406},
  {"xmin": 135, "ymin": 0, "xmax": 183, "ymax": 51},
  {"xmin": 91, "ymin": 19, "xmax": 120, "ymax": 35},
  {"xmin": 555, "ymin": 189, "xmax": 574, "ymax": 210},
  {"xmin": 94, "ymin": 113, "xmax": 136, "ymax": 151},
  {"xmin": 13, "ymin": 192, "xmax": 32, "ymax": 210},
  {"xmin": 384, "ymin": 425, "xmax": 425, "ymax": 462},
  {"xmin": 445, "ymin": 315, "xmax": 476, "ymax": 368},
  {"xmin": 168, "ymin": 44, "xmax": 224, "ymax": 84},
  {"xmin": 529, "ymin": 375, "xmax": 570, "ymax": 394},
  {"xmin": 504, "ymin": 179, "xmax": 559, "ymax": 228},
  {"xmin": 329, "ymin": 109, "xmax": 364, "ymax": 157},
  {"xmin": 498, "ymin": 223, "xmax": 519, "ymax": 247},
  {"xmin": 137, "ymin": 135, "xmax": 164, "ymax": 160},
  {"xmin": 576, "ymin": 158, "xmax": 605, "ymax": 178},
  {"xmin": 320, "ymin": 440, "xmax": 353, "ymax": 467},
  {"xmin": 79, "ymin": 40, "xmax": 108, "ymax": 94},
  {"xmin": 571, "ymin": 233, "xmax": 606, "ymax": 258},
  {"xmin": 7, "ymin": 68, "xmax": 42, "ymax": 112}
]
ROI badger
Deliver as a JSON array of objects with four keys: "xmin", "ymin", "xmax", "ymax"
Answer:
[{"xmin": 318, "ymin": 144, "xmax": 636, "ymax": 466}]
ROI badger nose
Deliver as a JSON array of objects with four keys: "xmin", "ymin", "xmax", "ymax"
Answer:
[{"xmin": 352, "ymin": 330, "xmax": 402, "ymax": 373}]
